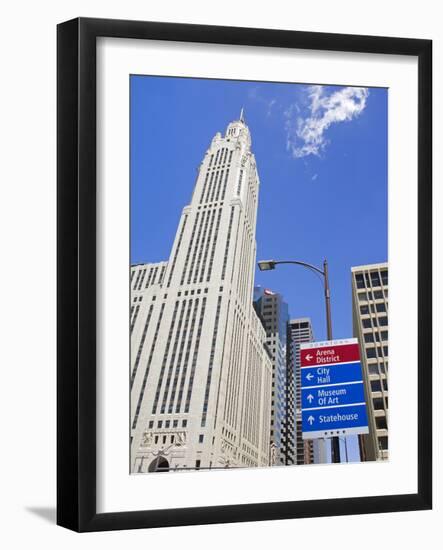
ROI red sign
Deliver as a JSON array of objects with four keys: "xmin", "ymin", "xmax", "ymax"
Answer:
[{"xmin": 300, "ymin": 341, "xmax": 360, "ymax": 367}]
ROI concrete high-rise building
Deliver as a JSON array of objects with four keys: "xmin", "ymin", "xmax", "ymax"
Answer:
[
  {"xmin": 253, "ymin": 287, "xmax": 290, "ymax": 465},
  {"xmin": 351, "ymin": 263, "xmax": 389, "ymax": 461},
  {"xmin": 287, "ymin": 318, "xmax": 315, "ymax": 465},
  {"xmin": 130, "ymin": 112, "xmax": 273, "ymax": 472}
]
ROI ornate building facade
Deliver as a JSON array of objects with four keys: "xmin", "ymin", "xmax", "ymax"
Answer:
[{"xmin": 130, "ymin": 112, "xmax": 272, "ymax": 472}]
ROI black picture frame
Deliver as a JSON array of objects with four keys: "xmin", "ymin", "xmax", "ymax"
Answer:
[{"xmin": 57, "ymin": 17, "xmax": 432, "ymax": 532}]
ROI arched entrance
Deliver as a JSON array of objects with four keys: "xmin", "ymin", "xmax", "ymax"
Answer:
[{"xmin": 148, "ymin": 456, "xmax": 170, "ymax": 472}]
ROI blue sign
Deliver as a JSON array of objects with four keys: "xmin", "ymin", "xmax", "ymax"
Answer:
[
  {"xmin": 301, "ymin": 382, "xmax": 365, "ymax": 409},
  {"xmin": 302, "ymin": 362, "xmax": 363, "ymax": 387},
  {"xmin": 300, "ymin": 339, "xmax": 369, "ymax": 439},
  {"xmin": 301, "ymin": 404, "xmax": 368, "ymax": 434}
]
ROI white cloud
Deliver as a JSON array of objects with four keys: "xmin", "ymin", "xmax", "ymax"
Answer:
[
  {"xmin": 286, "ymin": 85, "xmax": 369, "ymax": 158},
  {"xmin": 266, "ymin": 98, "xmax": 276, "ymax": 117},
  {"xmin": 248, "ymin": 86, "xmax": 277, "ymax": 118}
]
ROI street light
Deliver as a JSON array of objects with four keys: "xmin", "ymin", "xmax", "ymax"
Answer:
[
  {"xmin": 258, "ymin": 260, "xmax": 276, "ymax": 271},
  {"xmin": 258, "ymin": 259, "xmax": 332, "ymax": 341},
  {"xmin": 257, "ymin": 257, "xmax": 339, "ymax": 463}
]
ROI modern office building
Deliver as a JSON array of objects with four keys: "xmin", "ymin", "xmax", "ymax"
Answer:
[
  {"xmin": 253, "ymin": 287, "xmax": 290, "ymax": 465},
  {"xmin": 351, "ymin": 263, "xmax": 389, "ymax": 461},
  {"xmin": 287, "ymin": 318, "xmax": 315, "ymax": 465},
  {"xmin": 130, "ymin": 112, "xmax": 273, "ymax": 472}
]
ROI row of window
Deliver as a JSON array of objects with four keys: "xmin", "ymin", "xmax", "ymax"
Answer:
[
  {"xmin": 362, "ymin": 316, "xmax": 388, "ymax": 329},
  {"xmin": 360, "ymin": 302, "xmax": 387, "ymax": 314},
  {"xmin": 166, "ymin": 216, "xmax": 188, "ymax": 288},
  {"xmin": 364, "ymin": 331, "xmax": 388, "ymax": 342},
  {"xmin": 221, "ymin": 207, "xmax": 235, "ymax": 280},
  {"xmin": 355, "ymin": 270, "xmax": 388, "ymax": 289},
  {"xmin": 160, "ymin": 299, "xmax": 193, "ymax": 414},
  {"xmin": 186, "ymin": 209, "xmax": 213, "ymax": 284},
  {"xmin": 148, "ymin": 418, "xmax": 187, "ymax": 429},
  {"xmin": 201, "ymin": 295, "xmax": 223, "ymax": 427},
  {"xmin": 132, "ymin": 303, "xmax": 166, "ymax": 430},
  {"xmin": 370, "ymin": 377, "xmax": 388, "ymax": 392},
  {"xmin": 366, "ymin": 346, "xmax": 389, "ymax": 359},
  {"xmin": 368, "ymin": 361, "xmax": 388, "ymax": 375},
  {"xmin": 132, "ymin": 263, "xmax": 167, "ymax": 291},
  {"xmin": 130, "ymin": 304, "xmax": 154, "ymax": 388},
  {"xmin": 358, "ymin": 289, "xmax": 388, "ymax": 301}
]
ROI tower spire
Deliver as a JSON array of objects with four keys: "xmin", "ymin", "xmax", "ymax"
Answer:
[{"xmin": 240, "ymin": 107, "xmax": 245, "ymax": 122}]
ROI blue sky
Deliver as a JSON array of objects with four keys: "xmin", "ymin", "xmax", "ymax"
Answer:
[{"xmin": 131, "ymin": 75, "xmax": 387, "ymax": 345}]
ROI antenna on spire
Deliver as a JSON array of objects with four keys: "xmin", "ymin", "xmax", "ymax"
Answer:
[{"xmin": 239, "ymin": 107, "xmax": 245, "ymax": 122}]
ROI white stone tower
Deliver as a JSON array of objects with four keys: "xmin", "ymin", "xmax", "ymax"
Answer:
[{"xmin": 130, "ymin": 111, "xmax": 272, "ymax": 472}]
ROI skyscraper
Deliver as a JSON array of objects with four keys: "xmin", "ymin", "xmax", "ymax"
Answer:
[
  {"xmin": 351, "ymin": 263, "xmax": 389, "ymax": 461},
  {"xmin": 253, "ymin": 287, "xmax": 290, "ymax": 465},
  {"xmin": 287, "ymin": 318, "xmax": 315, "ymax": 465},
  {"xmin": 130, "ymin": 112, "xmax": 273, "ymax": 472}
]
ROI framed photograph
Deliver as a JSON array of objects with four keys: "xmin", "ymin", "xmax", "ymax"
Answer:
[{"xmin": 57, "ymin": 17, "xmax": 432, "ymax": 532}]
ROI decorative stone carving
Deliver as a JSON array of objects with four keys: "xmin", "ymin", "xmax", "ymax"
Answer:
[
  {"xmin": 141, "ymin": 431, "xmax": 153, "ymax": 447},
  {"xmin": 175, "ymin": 431, "xmax": 186, "ymax": 447}
]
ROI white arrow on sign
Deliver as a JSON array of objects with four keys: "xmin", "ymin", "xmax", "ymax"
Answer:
[
  {"xmin": 308, "ymin": 415, "xmax": 315, "ymax": 425},
  {"xmin": 307, "ymin": 394, "xmax": 314, "ymax": 403},
  {"xmin": 306, "ymin": 373, "xmax": 314, "ymax": 381},
  {"xmin": 306, "ymin": 354, "xmax": 313, "ymax": 361}
]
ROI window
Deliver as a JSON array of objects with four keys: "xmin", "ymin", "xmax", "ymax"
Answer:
[
  {"xmin": 198, "ymin": 434, "xmax": 204, "ymax": 443},
  {"xmin": 173, "ymin": 420, "xmax": 178, "ymax": 428},
  {"xmin": 380, "ymin": 270, "xmax": 388, "ymax": 285},
  {"xmin": 182, "ymin": 419, "xmax": 187, "ymax": 427},
  {"xmin": 379, "ymin": 316, "xmax": 388, "ymax": 326},
  {"xmin": 362, "ymin": 318, "xmax": 372, "ymax": 329},
  {"xmin": 369, "ymin": 363, "xmax": 379, "ymax": 375},
  {"xmin": 355, "ymin": 274, "xmax": 365, "ymax": 289},
  {"xmin": 381, "ymin": 330, "xmax": 388, "ymax": 341},
  {"xmin": 195, "ymin": 460, "xmax": 201, "ymax": 469},
  {"xmin": 165, "ymin": 420, "xmax": 170, "ymax": 428},
  {"xmin": 366, "ymin": 348, "xmax": 376, "ymax": 359},
  {"xmin": 371, "ymin": 379, "xmax": 382, "ymax": 392},
  {"xmin": 374, "ymin": 290, "xmax": 384, "ymax": 299},
  {"xmin": 373, "ymin": 397, "xmax": 385, "ymax": 410},
  {"xmin": 379, "ymin": 436, "xmax": 388, "ymax": 450},
  {"xmin": 376, "ymin": 416, "xmax": 388, "ymax": 430},
  {"xmin": 148, "ymin": 421, "xmax": 154, "ymax": 429},
  {"xmin": 370, "ymin": 272, "xmax": 381, "ymax": 287},
  {"xmin": 360, "ymin": 305, "xmax": 369, "ymax": 315},
  {"xmin": 157, "ymin": 421, "xmax": 163, "ymax": 428},
  {"xmin": 364, "ymin": 333, "xmax": 374, "ymax": 343},
  {"xmin": 376, "ymin": 303, "xmax": 386, "ymax": 312}
]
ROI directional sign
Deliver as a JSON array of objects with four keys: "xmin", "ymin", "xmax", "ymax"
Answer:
[
  {"xmin": 301, "ymin": 382, "xmax": 365, "ymax": 409},
  {"xmin": 300, "ymin": 338, "xmax": 369, "ymax": 439},
  {"xmin": 302, "ymin": 404, "xmax": 368, "ymax": 435},
  {"xmin": 302, "ymin": 362, "xmax": 364, "ymax": 387}
]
